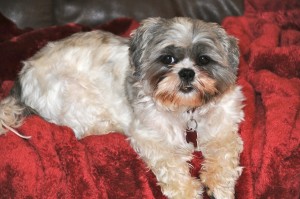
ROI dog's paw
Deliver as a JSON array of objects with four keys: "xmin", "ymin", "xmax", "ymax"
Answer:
[
  {"xmin": 207, "ymin": 188, "xmax": 234, "ymax": 199},
  {"xmin": 200, "ymin": 172, "xmax": 235, "ymax": 199},
  {"xmin": 161, "ymin": 177, "xmax": 203, "ymax": 199},
  {"xmin": 204, "ymin": 186, "xmax": 233, "ymax": 199}
]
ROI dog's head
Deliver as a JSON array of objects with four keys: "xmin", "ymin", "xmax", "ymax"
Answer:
[{"xmin": 129, "ymin": 17, "xmax": 239, "ymax": 111}]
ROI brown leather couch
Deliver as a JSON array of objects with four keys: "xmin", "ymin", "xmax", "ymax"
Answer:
[{"xmin": 0, "ymin": 0, "xmax": 244, "ymax": 29}]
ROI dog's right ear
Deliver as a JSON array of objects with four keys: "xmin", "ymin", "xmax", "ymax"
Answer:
[{"xmin": 129, "ymin": 17, "xmax": 165, "ymax": 75}]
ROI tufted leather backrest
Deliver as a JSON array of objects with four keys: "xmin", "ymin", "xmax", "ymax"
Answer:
[{"xmin": 0, "ymin": 0, "xmax": 244, "ymax": 29}]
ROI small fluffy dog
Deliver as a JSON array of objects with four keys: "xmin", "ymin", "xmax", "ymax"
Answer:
[{"xmin": 0, "ymin": 17, "xmax": 244, "ymax": 199}]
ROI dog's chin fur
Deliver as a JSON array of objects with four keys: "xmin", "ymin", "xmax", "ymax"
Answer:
[{"xmin": 0, "ymin": 17, "xmax": 244, "ymax": 199}]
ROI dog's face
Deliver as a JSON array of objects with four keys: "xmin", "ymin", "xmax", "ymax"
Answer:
[{"xmin": 129, "ymin": 17, "xmax": 239, "ymax": 111}]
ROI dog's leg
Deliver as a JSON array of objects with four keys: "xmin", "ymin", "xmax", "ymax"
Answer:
[
  {"xmin": 129, "ymin": 127, "xmax": 203, "ymax": 199},
  {"xmin": 199, "ymin": 131, "xmax": 243, "ymax": 199}
]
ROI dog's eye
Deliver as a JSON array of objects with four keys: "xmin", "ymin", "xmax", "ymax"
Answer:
[
  {"xmin": 197, "ymin": 55, "xmax": 211, "ymax": 65},
  {"xmin": 160, "ymin": 55, "xmax": 177, "ymax": 65}
]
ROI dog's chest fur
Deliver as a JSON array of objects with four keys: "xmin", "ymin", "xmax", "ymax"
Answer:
[{"xmin": 130, "ymin": 85, "xmax": 244, "ymax": 150}]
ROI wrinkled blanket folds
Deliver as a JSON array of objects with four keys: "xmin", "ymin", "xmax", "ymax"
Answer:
[{"xmin": 0, "ymin": 0, "xmax": 299, "ymax": 198}]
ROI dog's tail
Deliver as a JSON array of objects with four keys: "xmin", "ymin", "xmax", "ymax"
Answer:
[{"xmin": 0, "ymin": 84, "xmax": 32, "ymax": 139}]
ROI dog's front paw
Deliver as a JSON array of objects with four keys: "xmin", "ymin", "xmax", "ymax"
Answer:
[
  {"xmin": 161, "ymin": 177, "xmax": 203, "ymax": 199},
  {"xmin": 204, "ymin": 186, "xmax": 233, "ymax": 199},
  {"xmin": 200, "ymin": 171, "xmax": 236, "ymax": 199}
]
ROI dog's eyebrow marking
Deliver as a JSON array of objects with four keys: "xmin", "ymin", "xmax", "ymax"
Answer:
[
  {"xmin": 160, "ymin": 45, "xmax": 186, "ymax": 60},
  {"xmin": 191, "ymin": 42, "xmax": 224, "ymax": 63},
  {"xmin": 192, "ymin": 41, "xmax": 218, "ymax": 52}
]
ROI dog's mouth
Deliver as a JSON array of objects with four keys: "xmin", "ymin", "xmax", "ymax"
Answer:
[{"xmin": 179, "ymin": 85, "xmax": 194, "ymax": 93}]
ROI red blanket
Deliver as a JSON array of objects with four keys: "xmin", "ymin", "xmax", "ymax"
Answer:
[{"xmin": 0, "ymin": 0, "xmax": 299, "ymax": 198}]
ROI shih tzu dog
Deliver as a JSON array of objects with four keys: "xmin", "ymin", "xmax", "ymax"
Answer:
[{"xmin": 0, "ymin": 17, "xmax": 244, "ymax": 199}]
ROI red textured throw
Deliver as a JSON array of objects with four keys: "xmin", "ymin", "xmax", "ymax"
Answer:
[
  {"xmin": 223, "ymin": 0, "xmax": 300, "ymax": 198},
  {"xmin": 0, "ymin": 0, "xmax": 299, "ymax": 198}
]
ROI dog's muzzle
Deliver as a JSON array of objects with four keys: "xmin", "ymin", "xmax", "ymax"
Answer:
[{"xmin": 179, "ymin": 68, "xmax": 195, "ymax": 93}]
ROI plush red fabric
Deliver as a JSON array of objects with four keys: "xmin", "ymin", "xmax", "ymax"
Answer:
[
  {"xmin": 223, "ymin": 0, "xmax": 300, "ymax": 198},
  {"xmin": 0, "ymin": 0, "xmax": 299, "ymax": 198}
]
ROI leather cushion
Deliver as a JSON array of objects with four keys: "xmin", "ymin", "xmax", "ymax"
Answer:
[{"xmin": 0, "ymin": 0, "xmax": 244, "ymax": 29}]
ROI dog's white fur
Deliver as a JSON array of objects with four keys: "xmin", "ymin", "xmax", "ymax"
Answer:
[
  {"xmin": 0, "ymin": 17, "xmax": 244, "ymax": 199},
  {"xmin": 20, "ymin": 31, "xmax": 133, "ymax": 138}
]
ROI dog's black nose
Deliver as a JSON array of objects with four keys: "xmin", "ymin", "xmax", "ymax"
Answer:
[{"xmin": 178, "ymin": 68, "xmax": 195, "ymax": 82}]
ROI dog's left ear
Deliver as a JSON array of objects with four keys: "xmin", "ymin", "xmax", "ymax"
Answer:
[
  {"xmin": 129, "ymin": 17, "xmax": 165, "ymax": 74},
  {"xmin": 226, "ymin": 36, "xmax": 240, "ymax": 74},
  {"xmin": 225, "ymin": 35, "xmax": 240, "ymax": 73},
  {"xmin": 215, "ymin": 23, "xmax": 240, "ymax": 73}
]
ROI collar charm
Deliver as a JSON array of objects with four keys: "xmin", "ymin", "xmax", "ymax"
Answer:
[{"xmin": 186, "ymin": 118, "xmax": 198, "ymax": 148}]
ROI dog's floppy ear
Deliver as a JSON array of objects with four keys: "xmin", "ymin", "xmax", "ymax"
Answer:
[
  {"xmin": 227, "ymin": 36, "xmax": 240, "ymax": 73},
  {"xmin": 129, "ymin": 17, "xmax": 165, "ymax": 73},
  {"xmin": 214, "ymin": 24, "xmax": 240, "ymax": 74}
]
